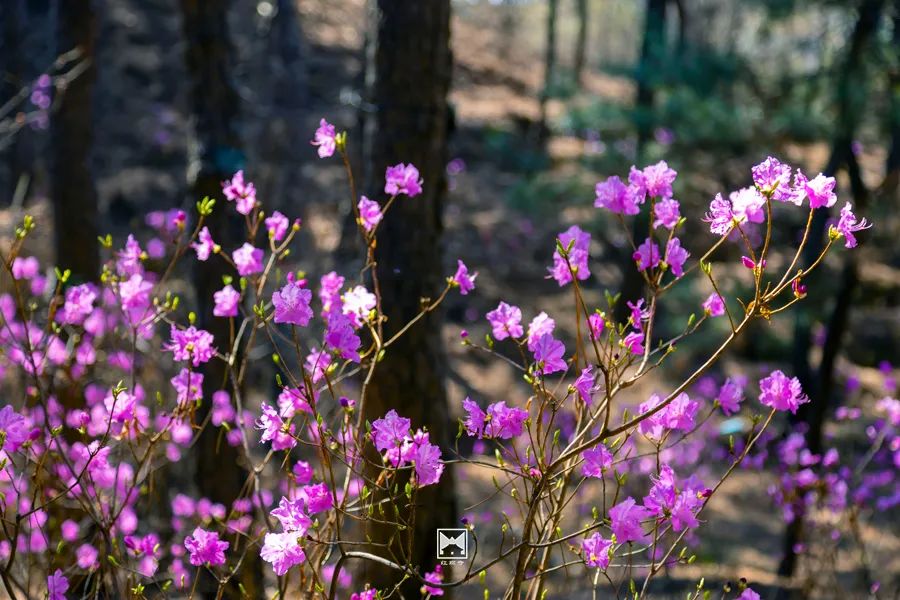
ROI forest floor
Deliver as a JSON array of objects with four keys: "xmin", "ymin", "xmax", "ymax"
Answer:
[{"xmin": 0, "ymin": 0, "xmax": 897, "ymax": 597}]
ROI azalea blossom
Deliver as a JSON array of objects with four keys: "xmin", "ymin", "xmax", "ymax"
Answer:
[
  {"xmin": 222, "ymin": 170, "xmax": 257, "ymax": 215},
  {"xmin": 486, "ymin": 301, "xmax": 523, "ymax": 340},
  {"xmin": 581, "ymin": 532, "xmax": 613, "ymax": 569},
  {"xmin": 833, "ymin": 202, "xmax": 871, "ymax": 248},
  {"xmin": 272, "ymin": 282, "xmax": 313, "ymax": 326},
  {"xmin": 358, "ymin": 196, "xmax": 383, "ymax": 232},
  {"xmin": 594, "ymin": 175, "xmax": 640, "ymax": 215},
  {"xmin": 184, "ymin": 527, "xmax": 228, "ymax": 566},
  {"xmin": 759, "ymin": 370, "xmax": 808, "ymax": 414},
  {"xmin": 384, "ymin": 163, "xmax": 422, "ymax": 197},
  {"xmin": 452, "ymin": 260, "xmax": 477, "ymax": 295},
  {"xmin": 311, "ymin": 118, "xmax": 337, "ymax": 158},
  {"xmin": 232, "ymin": 243, "xmax": 264, "ymax": 276}
]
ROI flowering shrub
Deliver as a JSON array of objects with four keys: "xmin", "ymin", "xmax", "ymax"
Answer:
[{"xmin": 0, "ymin": 119, "xmax": 884, "ymax": 600}]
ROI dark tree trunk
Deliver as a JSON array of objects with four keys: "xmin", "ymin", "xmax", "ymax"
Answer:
[
  {"xmin": 615, "ymin": 0, "xmax": 667, "ymax": 323},
  {"xmin": 360, "ymin": 1, "xmax": 455, "ymax": 597},
  {"xmin": 179, "ymin": 1, "xmax": 262, "ymax": 596},
  {"xmin": 779, "ymin": 0, "xmax": 886, "ymax": 581},
  {"xmin": 573, "ymin": 0, "xmax": 588, "ymax": 87},
  {"xmin": 538, "ymin": 0, "xmax": 558, "ymax": 143},
  {"xmin": 52, "ymin": 0, "xmax": 99, "ymax": 282}
]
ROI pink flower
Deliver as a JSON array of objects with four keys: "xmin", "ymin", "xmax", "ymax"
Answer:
[
  {"xmin": 413, "ymin": 438, "xmax": 443, "ymax": 486},
  {"xmin": 265, "ymin": 211, "xmax": 290, "ymax": 241},
  {"xmin": 184, "ymin": 527, "xmax": 229, "ymax": 567},
  {"xmin": 293, "ymin": 461, "xmax": 314, "ymax": 483},
  {"xmin": 422, "ymin": 565, "xmax": 444, "ymax": 596},
  {"xmin": 704, "ymin": 193, "xmax": 735, "ymax": 235},
  {"xmin": 371, "ymin": 409, "xmax": 410, "ymax": 452},
  {"xmin": 487, "ymin": 402, "xmax": 528, "ymax": 439},
  {"xmin": 718, "ymin": 378, "xmax": 744, "ymax": 415},
  {"xmin": 653, "ymin": 197, "xmax": 681, "ymax": 229},
  {"xmin": 192, "ymin": 226, "xmax": 216, "ymax": 261},
  {"xmin": 581, "ymin": 532, "xmax": 613, "ymax": 569},
  {"xmin": 526, "ymin": 312, "xmax": 556, "ymax": 351},
  {"xmin": 587, "ymin": 313, "xmax": 605, "ymax": 340},
  {"xmin": 270, "ymin": 497, "xmax": 312, "ymax": 534},
  {"xmin": 834, "ymin": 202, "xmax": 871, "ymax": 248},
  {"xmin": 116, "ymin": 236, "xmax": 144, "ymax": 276},
  {"xmin": 594, "ymin": 175, "xmax": 640, "ymax": 215},
  {"xmin": 165, "ymin": 325, "xmax": 216, "ymax": 367},
  {"xmin": 384, "ymin": 163, "xmax": 423, "ymax": 197},
  {"xmin": 633, "ymin": 238, "xmax": 660, "ymax": 272},
  {"xmin": 623, "ymin": 331, "xmax": 644, "ymax": 355},
  {"xmin": 232, "ymin": 243, "xmax": 263, "ymax": 276},
  {"xmin": 301, "ymin": 482, "xmax": 333, "ymax": 513},
  {"xmin": 213, "ymin": 284, "xmax": 240, "ymax": 317},
  {"xmin": 171, "ymin": 368, "xmax": 204, "ymax": 405},
  {"xmin": 630, "ymin": 160, "xmax": 677, "ymax": 201},
  {"xmin": 358, "ymin": 196, "xmax": 383, "ymax": 232},
  {"xmin": 582, "ymin": 444, "xmax": 613, "ymax": 477},
  {"xmin": 341, "ymin": 286, "xmax": 376, "ymax": 328},
  {"xmin": 665, "ymin": 237, "xmax": 689, "ymax": 278},
  {"xmin": 319, "ymin": 271, "xmax": 345, "ymax": 316},
  {"xmin": 47, "ymin": 569, "xmax": 68, "ymax": 600},
  {"xmin": 462, "ymin": 399, "xmax": 527, "ymax": 439},
  {"xmin": 702, "ymin": 293, "xmax": 725, "ymax": 317},
  {"xmin": 311, "ymin": 118, "xmax": 337, "ymax": 158},
  {"xmin": 573, "ymin": 366, "xmax": 597, "ymax": 404},
  {"xmin": 12, "ymin": 256, "xmax": 39, "ymax": 279},
  {"xmin": 256, "ymin": 403, "xmax": 296, "ymax": 451},
  {"xmin": 461, "ymin": 398, "xmax": 487, "ymax": 438},
  {"xmin": 261, "ymin": 531, "xmax": 306, "ymax": 576},
  {"xmin": 305, "ymin": 349, "xmax": 332, "ymax": 383},
  {"xmin": 324, "ymin": 314, "xmax": 361, "ymax": 362},
  {"xmin": 0, "ymin": 405, "xmax": 29, "ymax": 452},
  {"xmin": 759, "ymin": 370, "xmax": 808, "ymax": 414},
  {"xmin": 452, "ymin": 260, "xmax": 477, "ymax": 295},
  {"xmin": 736, "ymin": 589, "xmax": 761, "ymax": 600},
  {"xmin": 351, "ymin": 589, "xmax": 377, "ymax": 600},
  {"xmin": 608, "ymin": 497, "xmax": 650, "ymax": 543},
  {"xmin": 76, "ymin": 543, "xmax": 99, "ymax": 569},
  {"xmin": 532, "ymin": 334, "xmax": 566, "ymax": 375},
  {"xmin": 803, "ymin": 173, "xmax": 837, "ymax": 208},
  {"xmin": 752, "ymin": 156, "xmax": 793, "ymax": 199},
  {"xmin": 60, "ymin": 283, "xmax": 97, "ymax": 325},
  {"xmin": 549, "ymin": 225, "xmax": 591, "ymax": 286},
  {"xmin": 664, "ymin": 392, "xmax": 699, "ymax": 430},
  {"xmin": 118, "ymin": 274, "xmax": 154, "ymax": 324},
  {"xmin": 730, "ymin": 187, "xmax": 766, "ymax": 224},
  {"xmin": 486, "ymin": 301, "xmax": 523, "ymax": 340},
  {"xmin": 222, "ymin": 170, "xmax": 257, "ymax": 215},
  {"xmin": 272, "ymin": 282, "xmax": 313, "ymax": 326}
]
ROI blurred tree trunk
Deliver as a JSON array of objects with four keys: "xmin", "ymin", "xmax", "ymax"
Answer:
[
  {"xmin": 573, "ymin": 0, "xmax": 588, "ymax": 87},
  {"xmin": 52, "ymin": 0, "xmax": 99, "ymax": 282},
  {"xmin": 615, "ymin": 0, "xmax": 667, "ymax": 323},
  {"xmin": 779, "ymin": 0, "xmax": 886, "ymax": 581},
  {"xmin": 499, "ymin": 0, "xmax": 518, "ymax": 61},
  {"xmin": 361, "ymin": 1, "xmax": 455, "ymax": 597},
  {"xmin": 538, "ymin": 0, "xmax": 558, "ymax": 144},
  {"xmin": 179, "ymin": 1, "xmax": 262, "ymax": 596}
]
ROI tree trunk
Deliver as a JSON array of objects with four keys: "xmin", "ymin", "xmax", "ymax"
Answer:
[
  {"xmin": 573, "ymin": 0, "xmax": 588, "ymax": 87},
  {"xmin": 52, "ymin": 0, "xmax": 99, "ymax": 282},
  {"xmin": 779, "ymin": 0, "xmax": 886, "ymax": 580},
  {"xmin": 538, "ymin": 0, "xmax": 558, "ymax": 144},
  {"xmin": 361, "ymin": 1, "xmax": 455, "ymax": 597},
  {"xmin": 615, "ymin": 0, "xmax": 667, "ymax": 323},
  {"xmin": 179, "ymin": 1, "xmax": 262, "ymax": 596}
]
